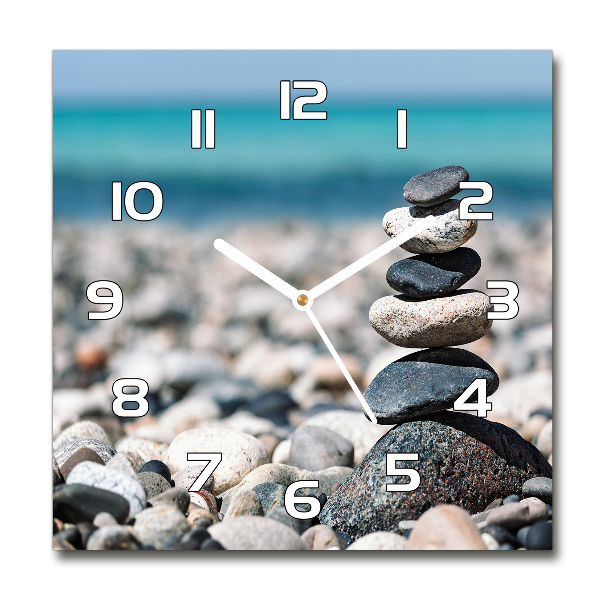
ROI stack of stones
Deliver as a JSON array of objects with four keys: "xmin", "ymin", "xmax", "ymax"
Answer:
[
  {"xmin": 367, "ymin": 165, "xmax": 494, "ymax": 423},
  {"xmin": 320, "ymin": 167, "xmax": 552, "ymax": 543}
]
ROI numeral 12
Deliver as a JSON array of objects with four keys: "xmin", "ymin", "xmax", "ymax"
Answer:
[{"xmin": 280, "ymin": 80, "xmax": 327, "ymax": 120}]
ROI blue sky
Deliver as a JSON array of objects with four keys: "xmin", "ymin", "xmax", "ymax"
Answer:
[{"xmin": 53, "ymin": 50, "xmax": 552, "ymax": 102}]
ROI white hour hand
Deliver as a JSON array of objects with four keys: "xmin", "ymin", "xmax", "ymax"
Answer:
[{"xmin": 214, "ymin": 239, "xmax": 300, "ymax": 301}]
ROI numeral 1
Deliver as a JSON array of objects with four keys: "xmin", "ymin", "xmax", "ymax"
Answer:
[
  {"xmin": 191, "ymin": 109, "xmax": 215, "ymax": 149},
  {"xmin": 397, "ymin": 109, "xmax": 407, "ymax": 149},
  {"xmin": 453, "ymin": 378, "xmax": 492, "ymax": 417},
  {"xmin": 280, "ymin": 80, "xmax": 327, "ymax": 120},
  {"xmin": 187, "ymin": 453, "xmax": 223, "ymax": 492},
  {"xmin": 386, "ymin": 454, "xmax": 420, "ymax": 491}
]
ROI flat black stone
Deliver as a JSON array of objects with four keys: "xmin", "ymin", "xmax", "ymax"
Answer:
[
  {"xmin": 364, "ymin": 348, "xmax": 499, "ymax": 424},
  {"xmin": 53, "ymin": 483, "xmax": 130, "ymax": 524},
  {"xmin": 319, "ymin": 412, "xmax": 552, "ymax": 542},
  {"xmin": 403, "ymin": 166, "xmax": 469, "ymax": 207},
  {"xmin": 386, "ymin": 247, "xmax": 481, "ymax": 299}
]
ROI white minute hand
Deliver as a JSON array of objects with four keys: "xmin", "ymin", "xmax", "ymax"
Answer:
[
  {"xmin": 214, "ymin": 239, "xmax": 300, "ymax": 301},
  {"xmin": 308, "ymin": 215, "xmax": 436, "ymax": 300}
]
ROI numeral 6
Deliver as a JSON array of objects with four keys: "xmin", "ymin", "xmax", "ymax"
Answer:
[{"xmin": 284, "ymin": 480, "xmax": 321, "ymax": 519}]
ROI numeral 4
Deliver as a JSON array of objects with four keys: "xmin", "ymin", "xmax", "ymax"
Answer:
[{"xmin": 453, "ymin": 378, "xmax": 492, "ymax": 417}]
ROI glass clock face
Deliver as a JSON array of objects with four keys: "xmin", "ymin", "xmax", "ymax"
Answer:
[{"xmin": 52, "ymin": 50, "xmax": 553, "ymax": 551}]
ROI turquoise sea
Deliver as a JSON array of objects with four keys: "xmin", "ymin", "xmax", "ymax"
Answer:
[{"xmin": 53, "ymin": 99, "xmax": 552, "ymax": 223}]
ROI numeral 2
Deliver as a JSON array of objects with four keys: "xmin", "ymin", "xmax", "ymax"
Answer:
[
  {"xmin": 280, "ymin": 80, "xmax": 327, "ymax": 120},
  {"xmin": 458, "ymin": 181, "xmax": 493, "ymax": 220}
]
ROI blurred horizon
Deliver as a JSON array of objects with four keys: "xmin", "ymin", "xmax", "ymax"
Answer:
[{"xmin": 53, "ymin": 51, "xmax": 552, "ymax": 224}]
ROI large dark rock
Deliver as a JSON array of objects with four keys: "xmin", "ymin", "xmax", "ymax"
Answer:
[
  {"xmin": 403, "ymin": 166, "xmax": 469, "ymax": 207},
  {"xmin": 364, "ymin": 348, "xmax": 499, "ymax": 424},
  {"xmin": 53, "ymin": 483, "xmax": 130, "ymax": 524},
  {"xmin": 319, "ymin": 412, "xmax": 552, "ymax": 541},
  {"xmin": 386, "ymin": 247, "xmax": 481, "ymax": 299}
]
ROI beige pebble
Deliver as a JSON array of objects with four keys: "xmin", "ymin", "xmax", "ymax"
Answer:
[
  {"xmin": 347, "ymin": 531, "xmax": 407, "ymax": 550},
  {"xmin": 405, "ymin": 505, "xmax": 487, "ymax": 550},
  {"xmin": 301, "ymin": 524, "xmax": 346, "ymax": 550},
  {"xmin": 224, "ymin": 489, "xmax": 264, "ymax": 519},
  {"xmin": 167, "ymin": 428, "xmax": 269, "ymax": 495},
  {"xmin": 536, "ymin": 420, "xmax": 552, "ymax": 458},
  {"xmin": 369, "ymin": 290, "xmax": 492, "ymax": 348},
  {"xmin": 486, "ymin": 498, "xmax": 548, "ymax": 529}
]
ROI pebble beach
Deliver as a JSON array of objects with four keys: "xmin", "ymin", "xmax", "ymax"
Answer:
[{"xmin": 53, "ymin": 169, "xmax": 552, "ymax": 551}]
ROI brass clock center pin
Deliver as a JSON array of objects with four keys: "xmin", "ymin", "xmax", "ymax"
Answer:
[{"xmin": 297, "ymin": 294, "xmax": 309, "ymax": 306}]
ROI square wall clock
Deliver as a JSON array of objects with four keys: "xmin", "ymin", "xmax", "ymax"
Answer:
[{"xmin": 53, "ymin": 50, "xmax": 553, "ymax": 551}]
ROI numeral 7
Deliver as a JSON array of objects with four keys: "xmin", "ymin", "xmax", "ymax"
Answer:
[{"xmin": 186, "ymin": 452, "xmax": 222, "ymax": 492}]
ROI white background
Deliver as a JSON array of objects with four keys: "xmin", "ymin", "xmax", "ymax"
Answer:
[{"xmin": 0, "ymin": 0, "xmax": 594, "ymax": 595}]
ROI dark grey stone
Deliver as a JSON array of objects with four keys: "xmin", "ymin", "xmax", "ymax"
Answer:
[
  {"xmin": 403, "ymin": 166, "xmax": 469, "ymax": 207},
  {"xmin": 53, "ymin": 483, "xmax": 130, "ymax": 524},
  {"xmin": 516, "ymin": 525, "xmax": 531, "ymax": 548},
  {"xmin": 288, "ymin": 425, "xmax": 354, "ymax": 471},
  {"xmin": 522, "ymin": 477, "xmax": 552, "ymax": 504},
  {"xmin": 139, "ymin": 471, "xmax": 172, "ymax": 499},
  {"xmin": 525, "ymin": 521, "xmax": 552, "ymax": 550},
  {"xmin": 386, "ymin": 247, "xmax": 481, "ymax": 299},
  {"xmin": 59, "ymin": 447, "xmax": 106, "ymax": 481},
  {"xmin": 86, "ymin": 525, "xmax": 141, "ymax": 550},
  {"xmin": 252, "ymin": 482, "xmax": 286, "ymax": 514},
  {"xmin": 266, "ymin": 506, "xmax": 313, "ymax": 535},
  {"xmin": 176, "ymin": 527, "xmax": 211, "ymax": 550},
  {"xmin": 54, "ymin": 438, "xmax": 116, "ymax": 469},
  {"xmin": 319, "ymin": 412, "xmax": 552, "ymax": 542},
  {"xmin": 364, "ymin": 348, "xmax": 499, "ymax": 424},
  {"xmin": 148, "ymin": 487, "xmax": 190, "ymax": 514},
  {"xmin": 247, "ymin": 390, "xmax": 298, "ymax": 426},
  {"xmin": 201, "ymin": 539, "xmax": 226, "ymax": 550},
  {"xmin": 498, "ymin": 543, "xmax": 516, "ymax": 550},
  {"xmin": 480, "ymin": 524, "xmax": 518, "ymax": 547},
  {"xmin": 138, "ymin": 460, "xmax": 172, "ymax": 483},
  {"xmin": 503, "ymin": 494, "xmax": 520, "ymax": 504}
]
